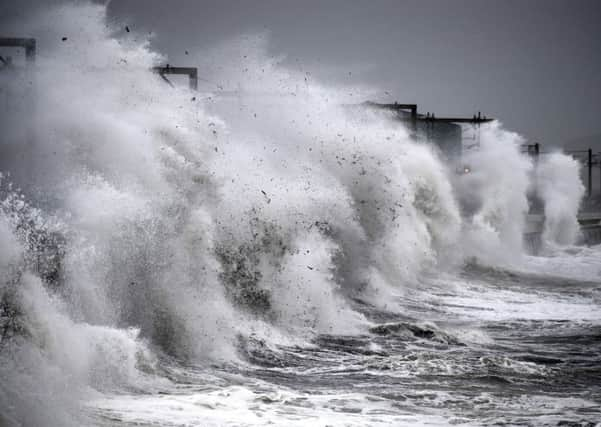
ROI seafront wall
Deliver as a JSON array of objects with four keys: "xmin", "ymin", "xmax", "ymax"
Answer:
[{"xmin": 524, "ymin": 213, "xmax": 601, "ymax": 254}]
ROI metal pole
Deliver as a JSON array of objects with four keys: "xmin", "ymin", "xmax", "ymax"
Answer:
[
  {"xmin": 25, "ymin": 39, "xmax": 35, "ymax": 64},
  {"xmin": 588, "ymin": 148, "xmax": 593, "ymax": 198},
  {"xmin": 597, "ymin": 151, "xmax": 601, "ymax": 198},
  {"xmin": 189, "ymin": 68, "xmax": 197, "ymax": 91},
  {"xmin": 406, "ymin": 104, "xmax": 417, "ymax": 139},
  {"xmin": 533, "ymin": 142, "xmax": 540, "ymax": 166}
]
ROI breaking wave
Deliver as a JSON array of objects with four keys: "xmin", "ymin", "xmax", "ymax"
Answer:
[{"xmin": 0, "ymin": 3, "xmax": 587, "ymax": 425}]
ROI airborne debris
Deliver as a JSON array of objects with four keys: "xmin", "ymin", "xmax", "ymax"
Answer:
[{"xmin": 260, "ymin": 190, "xmax": 271, "ymax": 204}]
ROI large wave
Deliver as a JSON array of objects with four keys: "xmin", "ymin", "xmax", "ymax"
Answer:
[{"xmin": 0, "ymin": 3, "xmax": 586, "ymax": 425}]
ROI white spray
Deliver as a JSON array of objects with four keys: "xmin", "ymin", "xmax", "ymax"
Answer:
[
  {"xmin": 0, "ymin": 3, "xmax": 586, "ymax": 426},
  {"xmin": 536, "ymin": 152, "xmax": 585, "ymax": 246}
]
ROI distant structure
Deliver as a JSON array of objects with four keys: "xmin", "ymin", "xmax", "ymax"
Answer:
[
  {"xmin": 362, "ymin": 101, "xmax": 494, "ymax": 163},
  {"xmin": 0, "ymin": 37, "xmax": 36, "ymax": 68},
  {"xmin": 152, "ymin": 65, "xmax": 198, "ymax": 90}
]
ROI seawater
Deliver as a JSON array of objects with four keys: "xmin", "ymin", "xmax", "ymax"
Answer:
[{"xmin": 0, "ymin": 4, "xmax": 599, "ymax": 426}]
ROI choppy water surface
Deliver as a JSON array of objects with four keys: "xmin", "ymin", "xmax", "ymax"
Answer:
[{"xmin": 88, "ymin": 255, "xmax": 601, "ymax": 427}]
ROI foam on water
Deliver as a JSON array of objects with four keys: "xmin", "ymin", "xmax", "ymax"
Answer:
[
  {"xmin": 427, "ymin": 275, "xmax": 601, "ymax": 323},
  {"xmin": 90, "ymin": 384, "xmax": 458, "ymax": 427},
  {"xmin": 523, "ymin": 247, "xmax": 601, "ymax": 283}
]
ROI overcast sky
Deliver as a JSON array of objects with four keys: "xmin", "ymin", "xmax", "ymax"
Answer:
[{"xmin": 3, "ymin": 0, "xmax": 601, "ymax": 151}]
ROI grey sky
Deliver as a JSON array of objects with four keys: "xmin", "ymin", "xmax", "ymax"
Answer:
[
  {"xmin": 3, "ymin": 0, "xmax": 601, "ymax": 151},
  {"xmin": 105, "ymin": 0, "xmax": 601, "ymax": 152}
]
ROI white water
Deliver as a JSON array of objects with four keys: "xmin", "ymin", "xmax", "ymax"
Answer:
[
  {"xmin": 0, "ymin": 3, "xmax": 593, "ymax": 426},
  {"xmin": 536, "ymin": 152, "xmax": 586, "ymax": 246}
]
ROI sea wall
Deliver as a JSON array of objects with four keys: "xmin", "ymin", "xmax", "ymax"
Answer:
[{"xmin": 523, "ymin": 213, "xmax": 601, "ymax": 254}]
